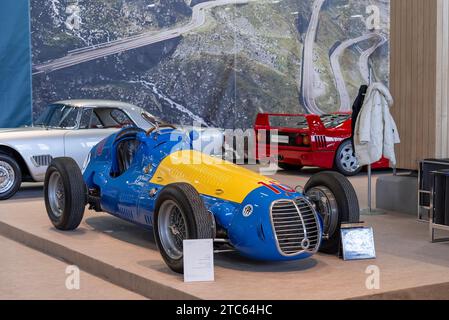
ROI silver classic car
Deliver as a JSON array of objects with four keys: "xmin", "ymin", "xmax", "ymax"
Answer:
[{"xmin": 0, "ymin": 100, "xmax": 224, "ymax": 200}]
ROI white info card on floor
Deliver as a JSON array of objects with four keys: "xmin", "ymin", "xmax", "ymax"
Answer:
[{"xmin": 183, "ymin": 239, "xmax": 214, "ymax": 283}]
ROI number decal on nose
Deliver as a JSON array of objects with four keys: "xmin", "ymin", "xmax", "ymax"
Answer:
[
  {"xmin": 258, "ymin": 181, "xmax": 296, "ymax": 194},
  {"xmin": 271, "ymin": 182, "xmax": 296, "ymax": 193},
  {"xmin": 258, "ymin": 182, "xmax": 281, "ymax": 194}
]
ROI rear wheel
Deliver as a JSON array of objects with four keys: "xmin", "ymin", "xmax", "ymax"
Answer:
[
  {"xmin": 305, "ymin": 171, "xmax": 360, "ymax": 254},
  {"xmin": 44, "ymin": 157, "xmax": 86, "ymax": 230},
  {"xmin": 335, "ymin": 140, "xmax": 362, "ymax": 176},
  {"xmin": 0, "ymin": 154, "xmax": 22, "ymax": 200},
  {"xmin": 154, "ymin": 183, "xmax": 214, "ymax": 274}
]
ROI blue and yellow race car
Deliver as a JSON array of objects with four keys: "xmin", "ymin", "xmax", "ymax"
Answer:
[{"xmin": 44, "ymin": 126, "xmax": 359, "ymax": 273}]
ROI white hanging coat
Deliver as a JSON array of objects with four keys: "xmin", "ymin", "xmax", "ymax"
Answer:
[{"xmin": 354, "ymin": 83, "xmax": 400, "ymax": 166}]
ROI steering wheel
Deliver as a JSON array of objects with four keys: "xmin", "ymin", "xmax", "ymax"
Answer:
[{"xmin": 146, "ymin": 124, "xmax": 177, "ymax": 136}]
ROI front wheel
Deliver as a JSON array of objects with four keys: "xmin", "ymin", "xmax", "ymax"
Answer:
[
  {"xmin": 44, "ymin": 157, "xmax": 86, "ymax": 231},
  {"xmin": 305, "ymin": 171, "xmax": 360, "ymax": 254},
  {"xmin": 154, "ymin": 183, "xmax": 215, "ymax": 274},
  {"xmin": 334, "ymin": 140, "xmax": 362, "ymax": 176},
  {"xmin": 0, "ymin": 154, "xmax": 22, "ymax": 200}
]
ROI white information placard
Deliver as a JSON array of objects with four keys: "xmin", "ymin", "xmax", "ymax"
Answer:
[
  {"xmin": 341, "ymin": 227, "xmax": 376, "ymax": 261},
  {"xmin": 183, "ymin": 239, "xmax": 214, "ymax": 283}
]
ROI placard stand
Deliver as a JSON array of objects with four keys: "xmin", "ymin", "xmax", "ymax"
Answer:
[
  {"xmin": 338, "ymin": 222, "xmax": 376, "ymax": 261},
  {"xmin": 338, "ymin": 222, "xmax": 366, "ymax": 259}
]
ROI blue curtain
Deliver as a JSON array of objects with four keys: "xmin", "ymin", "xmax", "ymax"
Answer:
[{"xmin": 0, "ymin": 0, "xmax": 32, "ymax": 128}]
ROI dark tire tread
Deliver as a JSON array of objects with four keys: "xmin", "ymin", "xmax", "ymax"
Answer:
[
  {"xmin": 44, "ymin": 157, "xmax": 86, "ymax": 231},
  {"xmin": 171, "ymin": 183, "xmax": 214, "ymax": 240},
  {"xmin": 305, "ymin": 171, "xmax": 360, "ymax": 254},
  {"xmin": 153, "ymin": 183, "xmax": 214, "ymax": 274}
]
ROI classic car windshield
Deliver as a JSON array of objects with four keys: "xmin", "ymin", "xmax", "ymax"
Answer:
[
  {"xmin": 141, "ymin": 111, "xmax": 165, "ymax": 127},
  {"xmin": 35, "ymin": 104, "xmax": 79, "ymax": 129}
]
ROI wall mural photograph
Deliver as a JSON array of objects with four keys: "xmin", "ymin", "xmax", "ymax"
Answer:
[
  {"xmin": 31, "ymin": 0, "xmax": 390, "ymax": 129},
  {"xmin": 7, "ymin": 0, "xmax": 449, "ymax": 303}
]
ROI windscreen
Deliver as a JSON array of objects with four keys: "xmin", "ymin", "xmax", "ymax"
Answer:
[{"xmin": 34, "ymin": 104, "xmax": 79, "ymax": 129}]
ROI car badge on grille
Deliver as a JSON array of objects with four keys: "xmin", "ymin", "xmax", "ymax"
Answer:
[
  {"xmin": 242, "ymin": 204, "xmax": 254, "ymax": 217},
  {"xmin": 301, "ymin": 238, "xmax": 310, "ymax": 250}
]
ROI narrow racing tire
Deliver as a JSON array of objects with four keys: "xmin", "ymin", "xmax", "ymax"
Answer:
[
  {"xmin": 154, "ymin": 183, "xmax": 214, "ymax": 274},
  {"xmin": 44, "ymin": 157, "xmax": 86, "ymax": 231},
  {"xmin": 304, "ymin": 171, "xmax": 360, "ymax": 254},
  {"xmin": 0, "ymin": 154, "xmax": 22, "ymax": 200},
  {"xmin": 334, "ymin": 140, "xmax": 362, "ymax": 176},
  {"xmin": 278, "ymin": 163, "xmax": 303, "ymax": 171}
]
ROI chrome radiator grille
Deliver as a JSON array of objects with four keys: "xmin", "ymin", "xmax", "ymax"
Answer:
[{"xmin": 270, "ymin": 198, "xmax": 321, "ymax": 256}]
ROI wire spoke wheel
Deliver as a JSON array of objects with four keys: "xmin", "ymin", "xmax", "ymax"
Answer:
[
  {"xmin": 158, "ymin": 200, "xmax": 188, "ymax": 260},
  {"xmin": 48, "ymin": 171, "xmax": 65, "ymax": 218},
  {"xmin": 0, "ymin": 161, "xmax": 15, "ymax": 194},
  {"xmin": 154, "ymin": 183, "xmax": 214, "ymax": 273}
]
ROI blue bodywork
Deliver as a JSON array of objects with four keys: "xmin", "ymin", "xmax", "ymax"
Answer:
[{"xmin": 83, "ymin": 127, "xmax": 323, "ymax": 261}]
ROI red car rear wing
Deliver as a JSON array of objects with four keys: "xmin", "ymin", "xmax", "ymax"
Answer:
[{"xmin": 255, "ymin": 113, "xmax": 327, "ymax": 134}]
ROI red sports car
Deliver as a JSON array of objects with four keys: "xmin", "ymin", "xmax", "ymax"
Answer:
[{"xmin": 255, "ymin": 113, "xmax": 390, "ymax": 176}]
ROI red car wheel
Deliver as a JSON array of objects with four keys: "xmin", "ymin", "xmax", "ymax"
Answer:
[{"xmin": 335, "ymin": 140, "xmax": 362, "ymax": 176}]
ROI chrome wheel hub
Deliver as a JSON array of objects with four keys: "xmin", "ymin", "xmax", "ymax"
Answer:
[
  {"xmin": 158, "ymin": 200, "xmax": 188, "ymax": 260},
  {"xmin": 306, "ymin": 186, "xmax": 339, "ymax": 239},
  {"xmin": 0, "ymin": 161, "xmax": 15, "ymax": 194},
  {"xmin": 48, "ymin": 171, "xmax": 65, "ymax": 217},
  {"xmin": 339, "ymin": 144, "xmax": 360, "ymax": 173}
]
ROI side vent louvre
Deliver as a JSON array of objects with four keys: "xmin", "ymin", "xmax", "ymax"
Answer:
[
  {"xmin": 315, "ymin": 136, "xmax": 327, "ymax": 148},
  {"xmin": 118, "ymin": 206, "xmax": 134, "ymax": 220},
  {"xmin": 31, "ymin": 155, "xmax": 53, "ymax": 167},
  {"xmin": 144, "ymin": 215, "xmax": 152, "ymax": 226}
]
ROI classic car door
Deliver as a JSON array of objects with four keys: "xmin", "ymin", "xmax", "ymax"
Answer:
[{"xmin": 64, "ymin": 129, "xmax": 117, "ymax": 168}]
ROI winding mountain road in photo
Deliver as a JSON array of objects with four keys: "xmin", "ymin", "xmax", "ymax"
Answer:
[
  {"xmin": 358, "ymin": 34, "xmax": 387, "ymax": 84},
  {"xmin": 33, "ymin": 0, "xmax": 257, "ymax": 75},
  {"xmin": 329, "ymin": 33, "xmax": 379, "ymax": 112},
  {"xmin": 301, "ymin": 0, "xmax": 326, "ymax": 115}
]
